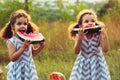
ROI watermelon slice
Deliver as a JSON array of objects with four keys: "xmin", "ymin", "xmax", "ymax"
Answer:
[
  {"xmin": 72, "ymin": 26, "xmax": 101, "ymax": 34},
  {"xmin": 49, "ymin": 72, "xmax": 66, "ymax": 80},
  {"xmin": 17, "ymin": 32, "xmax": 45, "ymax": 44}
]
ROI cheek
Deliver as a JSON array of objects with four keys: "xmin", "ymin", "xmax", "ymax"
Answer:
[
  {"xmin": 93, "ymin": 23, "xmax": 96, "ymax": 25},
  {"xmin": 82, "ymin": 23, "xmax": 88, "ymax": 27},
  {"xmin": 14, "ymin": 25, "xmax": 19, "ymax": 31},
  {"xmin": 25, "ymin": 25, "xmax": 28, "ymax": 29}
]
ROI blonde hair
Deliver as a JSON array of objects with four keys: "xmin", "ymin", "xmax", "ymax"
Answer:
[
  {"xmin": 0, "ymin": 9, "xmax": 38, "ymax": 40},
  {"xmin": 77, "ymin": 9, "xmax": 97, "ymax": 25},
  {"xmin": 68, "ymin": 23, "xmax": 79, "ymax": 40},
  {"xmin": 68, "ymin": 9, "xmax": 98, "ymax": 40}
]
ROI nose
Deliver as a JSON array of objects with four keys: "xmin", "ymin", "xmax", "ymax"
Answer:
[
  {"xmin": 88, "ymin": 23, "xmax": 92, "ymax": 26},
  {"xmin": 88, "ymin": 21, "xmax": 92, "ymax": 24},
  {"xmin": 88, "ymin": 21, "xmax": 94, "ymax": 26},
  {"xmin": 19, "ymin": 25, "xmax": 27, "ymax": 30},
  {"xmin": 20, "ymin": 23, "xmax": 27, "ymax": 27}
]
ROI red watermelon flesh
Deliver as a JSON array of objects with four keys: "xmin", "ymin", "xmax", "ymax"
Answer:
[
  {"xmin": 83, "ymin": 25, "xmax": 93, "ymax": 29},
  {"xmin": 83, "ymin": 25, "xmax": 99, "ymax": 30},
  {"xmin": 17, "ymin": 31, "xmax": 45, "ymax": 44},
  {"xmin": 49, "ymin": 72, "xmax": 66, "ymax": 80}
]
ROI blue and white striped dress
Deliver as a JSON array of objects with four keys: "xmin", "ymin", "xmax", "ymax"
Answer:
[
  {"xmin": 69, "ymin": 33, "xmax": 111, "ymax": 80},
  {"xmin": 7, "ymin": 36, "xmax": 38, "ymax": 80}
]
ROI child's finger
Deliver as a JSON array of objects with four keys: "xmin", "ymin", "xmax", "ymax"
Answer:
[
  {"xmin": 25, "ymin": 40, "xmax": 32, "ymax": 44},
  {"xmin": 78, "ymin": 28, "xmax": 84, "ymax": 33},
  {"xmin": 99, "ymin": 27, "xmax": 105, "ymax": 32},
  {"xmin": 84, "ymin": 31, "xmax": 88, "ymax": 34}
]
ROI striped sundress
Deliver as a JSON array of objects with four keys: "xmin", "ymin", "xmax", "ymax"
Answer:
[
  {"xmin": 69, "ymin": 33, "xmax": 111, "ymax": 80},
  {"xmin": 7, "ymin": 36, "xmax": 38, "ymax": 80}
]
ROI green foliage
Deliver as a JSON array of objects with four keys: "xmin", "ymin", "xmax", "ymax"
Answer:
[
  {"xmin": 0, "ymin": 0, "xmax": 120, "ymax": 80},
  {"xmin": 30, "ymin": 2, "xmax": 88, "ymax": 23},
  {"xmin": 0, "ymin": 0, "xmax": 33, "ymax": 27},
  {"xmin": 105, "ymin": 50, "xmax": 120, "ymax": 80},
  {"xmin": 100, "ymin": 0, "xmax": 120, "ymax": 49},
  {"xmin": 0, "ymin": 1, "xmax": 89, "ymax": 26},
  {"xmin": 1, "ymin": 21, "xmax": 120, "ymax": 80},
  {"xmin": 68, "ymin": 3, "xmax": 88, "ymax": 19},
  {"xmin": 97, "ymin": 0, "xmax": 120, "ymax": 18},
  {"xmin": 31, "ymin": 8, "xmax": 62, "ymax": 22}
]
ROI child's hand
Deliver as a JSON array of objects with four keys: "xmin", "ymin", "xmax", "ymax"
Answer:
[
  {"xmin": 99, "ymin": 23, "xmax": 107, "ymax": 36},
  {"xmin": 98, "ymin": 23, "xmax": 109, "ymax": 52},
  {"xmin": 78, "ymin": 28, "xmax": 87, "ymax": 39},
  {"xmin": 21, "ymin": 40, "xmax": 31, "ymax": 49},
  {"xmin": 99, "ymin": 23, "xmax": 108, "ymax": 45},
  {"xmin": 39, "ymin": 42, "xmax": 45, "ymax": 49}
]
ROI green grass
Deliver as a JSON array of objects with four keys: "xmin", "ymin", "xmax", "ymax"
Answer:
[
  {"xmin": 105, "ymin": 50, "xmax": 120, "ymax": 80},
  {"xmin": 0, "ymin": 20, "xmax": 120, "ymax": 80},
  {"xmin": 0, "ymin": 49, "xmax": 120, "ymax": 80}
]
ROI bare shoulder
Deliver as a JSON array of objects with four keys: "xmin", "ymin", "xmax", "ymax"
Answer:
[{"xmin": 7, "ymin": 40, "xmax": 16, "ymax": 52}]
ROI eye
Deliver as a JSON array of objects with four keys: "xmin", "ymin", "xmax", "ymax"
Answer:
[
  {"xmin": 84, "ymin": 20, "xmax": 89, "ymax": 23},
  {"xmin": 24, "ymin": 22, "xmax": 27, "ymax": 25},
  {"xmin": 16, "ymin": 22, "xmax": 27, "ymax": 26},
  {"xmin": 91, "ymin": 19, "xmax": 95, "ymax": 22},
  {"xmin": 17, "ymin": 22, "xmax": 22, "ymax": 25}
]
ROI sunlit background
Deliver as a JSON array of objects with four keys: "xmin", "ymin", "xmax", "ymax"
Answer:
[{"xmin": 0, "ymin": 0, "xmax": 120, "ymax": 80}]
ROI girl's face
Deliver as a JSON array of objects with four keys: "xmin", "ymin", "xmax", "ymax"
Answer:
[
  {"xmin": 82, "ymin": 14, "xmax": 96, "ymax": 28},
  {"xmin": 14, "ymin": 17, "xmax": 28, "ymax": 33}
]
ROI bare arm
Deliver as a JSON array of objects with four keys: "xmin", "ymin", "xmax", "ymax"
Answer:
[
  {"xmin": 74, "ymin": 29, "xmax": 85, "ymax": 54},
  {"xmin": 32, "ymin": 42, "xmax": 45, "ymax": 57},
  {"xmin": 7, "ymin": 40, "xmax": 30, "ymax": 61},
  {"xmin": 99, "ymin": 25, "xmax": 109, "ymax": 52}
]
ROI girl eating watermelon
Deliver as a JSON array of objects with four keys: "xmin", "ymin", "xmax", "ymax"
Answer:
[
  {"xmin": 0, "ymin": 9, "xmax": 45, "ymax": 80},
  {"xmin": 68, "ymin": 9, "xmax": 111, "ymax": 80}
]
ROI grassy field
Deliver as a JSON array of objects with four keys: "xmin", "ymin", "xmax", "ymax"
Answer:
[
  {"xmin": 0, "ymin": 19, "xmax": 120, "ymax": 80},
  {"xmin": 0, "ymin": 49, "xmax": 120, "ymax": 80}
]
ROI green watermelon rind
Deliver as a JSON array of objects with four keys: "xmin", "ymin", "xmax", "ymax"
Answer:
[
  {"xmin": 72, "ymin": 26, "xmax": 101, "ymax": 34},
  {"xmin": 18, "ymin": 36, "xmax": 45, "ymax": 44},
  {"xmin": 17, "ymin": 32, "xmax": 45, "ymax": 44},
  {"xmin": 84, "ymin": 26, "xmax": 101, "ymax": 33}
]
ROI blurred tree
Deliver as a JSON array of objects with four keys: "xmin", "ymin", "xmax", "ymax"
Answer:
[
  {"xmin": 68, "ymin": 3, "xmax": 88, "ymax": 20},
  {"xmin": 25, "ymin": 0, "xmax": 29, "ymax": 12},
  {"xmin": 0, "ymin": 0, "xmax": 33, "ymax": 27},
  {"xmin": 55, "ymin": 0, "xmax": 62, "ymax": 8},
  {"xmin": 97, "ymin": 0, "xmax": 120, "ymax": 17},
  {"xmin": 76, "ymin": 0, "xmax": 80, "ymax": 4},
  {"xmin": 0, "ymin": 0, "xmax": 89, "ymax": 26}
]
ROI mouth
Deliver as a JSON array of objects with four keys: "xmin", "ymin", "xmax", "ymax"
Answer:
[{"xmin": 18, "ymin": 30, "xmax": 26, "ymax": 34}]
